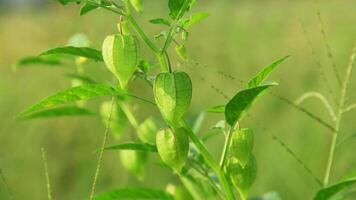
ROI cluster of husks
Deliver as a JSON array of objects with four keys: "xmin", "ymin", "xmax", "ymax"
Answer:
[{"xmin": 228, "ymin": 128, "xmax": 257, "ymax": 200}]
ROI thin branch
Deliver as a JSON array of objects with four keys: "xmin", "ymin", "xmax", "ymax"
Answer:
[
  {"xmin": 0, "ymin": 166, "xmax": 14, "ymax": 200},
  {"xmin": 89, "ymin": 97, "xmax": 115, "ymax": 200},
  {"xmin": 342, "ymin": 103, "xmax": 356, "ymax": 114},
  {"xmin": 298, "ymin": 18, "xmax": 337, "ymax": 104},
  {"xmin": 270, "ymin": 134, "xmax": 323, "ymax": 187},
  {"xmin": 295, "ymin": 91, "xmax": 336, "ymax": 121},
  {"xmin": 41, "ymin": 148, "xmax": 53, "ymax": 200},
  {"xmin": 271, "ymin": 93, "xmax": 336, "ymax": 132},
  {"xmin": 323, "ymin": 45, "xmax": 356, "ymax": 186},
  {"xmin": 314, "ymin": 0, "xmax": 342, "ymax": 86}
]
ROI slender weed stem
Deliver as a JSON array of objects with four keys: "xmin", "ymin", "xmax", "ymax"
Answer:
[
  {"xmin": 323, "ymin": 45, "xmax": 356, "ymax": 186},
  {"xmin": 0, "ymin": 166, "xmax": 14, "ymax": 200},
  {"xmin": 314, "ymin": 0, "xmax": 342, "ymax": 86},
  {"xmin": 298, "ymin": 18, "xmax": 337, "ymax": 105},
  {"xmin": 41, "ymin": 148, "xmax": 53, "ymax": 200},
  {"xmin": 89, "ymin": 97, "xmax": 115, "ymax": 200}
]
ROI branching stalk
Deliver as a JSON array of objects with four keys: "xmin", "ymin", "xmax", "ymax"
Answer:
[
  {"xmin": 0, "ymin": 166, "xmax": 14, "ymax": 200},
  {"xmin": 323, "ymin": 45, "xmax": 356, "ymax": 186},
  {"xmin": 180, "ymin": 120, "xmax": 235, "ymax": 200}
]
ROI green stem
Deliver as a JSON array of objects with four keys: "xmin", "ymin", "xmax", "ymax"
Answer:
[
  {"xmin": 120, "ymin": 102, "xmax": 139, "ymax": 129},
  {"xmin": 219, "ymin": 128, "xmax": 233, "ymax": 169},
  {"xmin": 180, "ymin": 120, "xmax": 235, "ymax": 200},
  {"xmin": 126, "ymin": 15, "xmax": 160, "ymax": 54},
  {"xmin": 161, "ymin": 0, "xmax": 191, "ymax": 55},
  {"xmin": 323, "ymin": 46, "xmax": 356, "ymax": 186}
]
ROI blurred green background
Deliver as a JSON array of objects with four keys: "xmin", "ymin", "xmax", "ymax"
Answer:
[{"xmin": 1, "ymin": 0, "xmax": 356, "ymax": 199}]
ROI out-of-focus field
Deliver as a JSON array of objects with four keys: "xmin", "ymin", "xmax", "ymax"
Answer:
[{"xmin": 1, "ymin": 0, "xmax": 356, "ymax": 199}]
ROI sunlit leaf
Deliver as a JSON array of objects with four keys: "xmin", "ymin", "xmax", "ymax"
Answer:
[
  {"xmin": 94, "ymin": 188, "xmax": 174, "ymax": 200},
  {"xmin": 16, "ymin": 84, "xmax": 155, "ymax": 119},
  {"xmin": 207, "ymin": 105, "xmax": 225, "ymax": 113},
  {"xmin": 168, "ymin": 0, "xmax": 194, "ymax": 19},
  {"xmin": 149, "ymin": 18, "xmax": 171, "ymax": 26},
  {"xmin": 80, "ymin": 2, "xmax": 99, "ymax": 16},
  {"xmin": 103, "ymin": 143, "xmax": 157, "ymax": 152},
  {"xmin": 225, "ymin": 83, "xmax": 277, "ymax": 126},
  {"xmin": 40, "ymin": 46, "xmax": 103, "ymax": 61},
  {"xmin": 130, "ymin": 0, "xmax": 144, "ymax": 13},
  {"xmin": 247, "ymin": 55, "xmax": 289, "ymax": 88},
  {"xmin": 314, "ymin": 173, "xmax": 356, "ymax": 200},
  {"xmin": 55, "ymin": 0, "xmax": 82, "ymax": 5},
  {"xmin": 181, "ymin": 12, "xmax": 210, "ymax": 28},
  {"xmin": 19, "ymin": 106, "xmax": 95, "ymax": 120},
  {"xmin": 120, "ymin": 150, "xmax": 147, "ymax": 180},
  {"xmin": 137, "ymin": 117, "xmax": 161, "ymax": 143}
]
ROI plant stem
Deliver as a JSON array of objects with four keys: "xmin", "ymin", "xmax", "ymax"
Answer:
[
  {"xmin": 119, "ymin": 101, "xmax": 139, "ymax": 129},
  {"xmin": 41, "ymin": 148, "xmax": 53, "ymax": 200},
  {"xmin": 323, "ymin": 46, "xmax": 356, "ymax": 186},
  {"xmin": 89, "ymin": 97, "xmax": 115, "ymax": 200},
  {"xmin": 219, "ymin": 127, "xmax": 233, "ymax": 168},
  {"xmin": 180, "ymin": 120, "xmax": 235, "ymax": 200},
  {"xmin": 0, "ymin": 166, "xmax": 14, "ymax": 200}
]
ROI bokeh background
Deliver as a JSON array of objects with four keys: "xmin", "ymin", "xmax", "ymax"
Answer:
[{"xmin": 1, "ymin": 0, "xmax": 356, "ymax": 199}]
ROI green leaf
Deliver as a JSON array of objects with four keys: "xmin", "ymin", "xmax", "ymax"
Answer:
[
  {"xmin": 94, "ymin": 188, "xmax": 174, "ymax": 200},
  {"xmin": 225, "ymin": 83, "xmax": 277, "ymax": 126},
  {"xmin": 102, "ymin": 35, "xmax": 138, "ymax": 89},
  {"xmin": 55, "ymin": 0, "xmax": 82, "ymax": 5},
  {"xmin": 130, "ymin": 0, "xmax": 144, "ymax": 13},
  {"xmin": 168, "ymin": 0, "xmax": 193, "ymax": 19},
  {"xmin": 80, "ymin": 2, "xmax": 99, "ymax": 16},
  {"xmin": 15, "ymin": 56, "xmax": 61, "ymax": 69},
  {"xmin": 175, "ymin": 45, "xmax": 187, "ymax": 60},
  {"xmin": 18, "ymin": 106, "xmax": 95, "ymax": 120},
  {"xmin": 64, "ymin": 73, "xmax": 96, "ymax": 84},
  {"xmin": 16, "ymin": 84, "xmax": 154, "ymax": 119},
  {"xmin": 207, "ymin": 105, "xmax": 225, "ymax": 113},
  {"xmin": 180, "ymin": 175, "xmax": 205, "ymax": 200},
  {"xmin": 100, "ymin": 101, "xmax": 128, "ymax": 140},
  {"xmin": 230, "ymin": 128, "xmax": 254, "ymax": 167},
  {"xmin": 153, "ymin": 71, "xmax": 192, "ymax": 126},
  {"xmin": 314, "ymin": 174, "xmax": 356, "ymax": 200},
  {"xmin": 120, "ymin": 150, "xmax": 147, "ymax": 180},
  {"xmin": 181, "ymin": 12, "xmax": 210, "ymax": 28},
  {"xmin": 149, "ymin": 18, "xmax": 171, "ymax": 26},
  {"xmin": 103, "ymin": 143, "xmax": 157, "ymax": 152},
  {"xmin": 247, "ymin": 55, "xmax": 289, "ymax": 88},
  {"xmin": 137, "ymin": 117, "xmax": 161, "ymax": 143},
  {"xmin": 40, "ymin": 46, "xmax": 103, "ymax": 61}
]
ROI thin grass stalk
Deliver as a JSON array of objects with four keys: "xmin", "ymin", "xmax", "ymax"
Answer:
[
  {"xmin": 298, "ymin": 18, "xmax": 337, "ymax": 105},
  {"xmin": 323, "ymin": 45, "xmax": 356, "ymax": 186},
  {"xmin": 314, "ymin": 0, "xmax": 342, "ymax": 86},
  {"xmin": 41, "ymin": 148, "xmax": 53, "ymax": 200},
  {"xmin": 0, "ymin": 166, "xmax": 14, "ymax": 200},
  {"xmin": 89, "ymin": 97, "xmax": 115, "ymax": 200}
]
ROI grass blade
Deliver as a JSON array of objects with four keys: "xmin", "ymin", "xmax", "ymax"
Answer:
[
  {"xmin": 16, "ymin": 84, "xmax": 155, "ymax": 119},
  {"xmin": 94, "ymin": 188, "xmax": 174, "ymax": 200},
  {"xmin": 19, "ymin": 106, "xmax": 96, "ymax": 120},
  {"xmin": 40, "ymin": 46, "xmax": 103, "ymax": 62},
  {"xmin": 102, "ymin": 143, "xmax": 157, "ymax": 152},
  {"xmin": 295, "ymin": 92, "xmax": 336, "ymax": 121}
]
